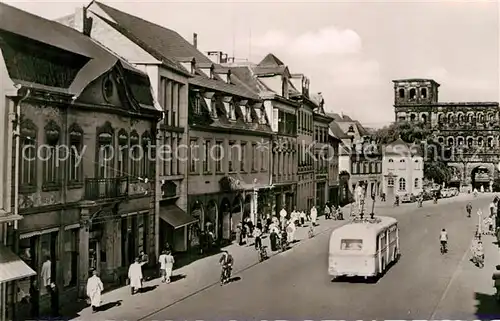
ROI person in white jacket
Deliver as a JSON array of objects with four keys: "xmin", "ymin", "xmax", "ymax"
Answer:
[
  {"xmin": 86, "ymin": 270, "xmax": 104, "ymax": 313},
  {"xmin": 310, "ymin": 206, "xmax": 318, "ymax": 226}
]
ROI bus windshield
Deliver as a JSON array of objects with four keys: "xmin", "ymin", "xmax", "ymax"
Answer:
[{"xmin": 340, "ymin": 239, "xmax": 363, "ymax": 250}]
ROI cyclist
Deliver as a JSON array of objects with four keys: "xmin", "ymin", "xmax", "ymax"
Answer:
[
  {"xmin": 219, "ymin": 250, "xmax": 233, "ymax": 285},
  {"xmin": 440, "ymin": 228, "xmax": 448, "ymax": 253}
]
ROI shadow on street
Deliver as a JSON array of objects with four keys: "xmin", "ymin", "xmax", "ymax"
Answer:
[{"xmin": 475, "ymin": 292, "xmax": 500, "ymax": 320}]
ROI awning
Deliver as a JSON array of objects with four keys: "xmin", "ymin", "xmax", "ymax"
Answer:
[
  {"xmin": 0, "ymin": 244, "xmax": 36, "ymax": 283},
  {"xmin": 159, "ymin": 205, "xmax": 198, "ymax": 229}
]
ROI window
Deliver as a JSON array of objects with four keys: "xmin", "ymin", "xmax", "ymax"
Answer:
[
  {"xmin": 398, "ymin": 88, "xmax": 405, "ymax": 98},
  {"xmin": 399, "ymin": 178, "xmax": 406, "ymax": 191},
  {"xmin": 352, "ymin": 162, "xmax": 358, "ymax": 174},
  {"xmin": 488, "ymin": 137, "xmax": 494, "ymax": 148},
  {"xmin": 468, "ymin": 137, "xmax": 474, "ymax": 147},
  {"xmin": 364, "ymin": 163, "xmax": 369, "ymax": 173},
  {"xmin": 447, "ymin": 137, "xmax": 454, "ymax": 147},
  {"xmin": 388, "ymin": 177, "xmax": 394, "ymax": 186},
  {"xmin": 20, "ymin": 120, "xmax": 37, "ymax": 191},
  {"xmin": 376, "ymin": 162, "xmax": 382, "ymax": 173},
  {"xmin": 176, "ymin": 137, "xmax": 181, "ymax": 175},
  {"xmin": 163, "ymin": 136, "xmax": 172, "ymax": 176},
  {"xmin": 68, "ymin": 123, "xmax": 83, "ymax": 184},
  {"xmin": 130, "ymin": 131, "xmax": 140, "ymax": 179},
  {"xmin": 414, "ymin": 178, "xmax": 419, "ymax": 188},
  {"xmin": 340, "ymin": 239, "xmax": 363, "ymax": 251},
  {"xmin": 252, "ymin": 144, "xmax": 257, "ymax": 171},
  {"xmin": 43, "ymin": 120, "xmax": 61, "ymax": 188},
  {"xmin": 409, "ymin": 88, "xmax": 416, "ymax": 99},
  {"xmin": 141, "ymin": 132, "xmax": 152, "ymax": 178},
  {"xmin": 414, "ymin": 159, "xmax": 420, "ymax": 170},
  {"xmin": 228, "ymin": 141, "xmax": 235, "ymax": 172},
  {"xmin": 117, "ymin": 129, "xmax": 128, "ymax": 178},
  {"xmin": 421, "ymin": 88, "xmax": 427, "ymax": 98},
  {"xmin": 203, "ymin": 139, "xmax": 210, "ymax": 173},
  {"xmin": 261, "ymin": 148, "xmax": 266, "ymax": 171},
  {"xmin": 370, "ymin": 162, "xmax": 376, "ymax": 173},
  {"xmin": 241, "ymin": 142, "xmax": 246, "ymax": 172},
  {"xmin": 215, "ymin": 141, "xmax": 223, "ymax": 173},
  {"xmin": 190, "ymin": 138, "xmax": 198, "ymax": 173}
]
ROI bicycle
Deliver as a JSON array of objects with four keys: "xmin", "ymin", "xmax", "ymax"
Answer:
[
  {"xmin": 257, "ymin": 245, "xmax": 268, "ymax": 262},
  {"xmin": 440, "ymin": 241, "xmax": 447, "ymax": 254},
  {"xmin": 308, "ymin": 225, "xmax": 314, "ymax": 238},
  {"xmin": 220, "ymin": 265, "xmax": 232, "ymax": 285}
]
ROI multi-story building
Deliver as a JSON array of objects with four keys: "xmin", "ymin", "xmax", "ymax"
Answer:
[
  {"xmin": 227, "ymin": 54, "xmax": 298, "ymax": 214},
  {"xmin": 1, "ymin": 3, "xmax": 161, "ymax": 317},
  {"xmin": 63, "ymin": 3, "xmax": 273, "ymax": 247},
  {"xmin": 381, "ymin": 138, "xmax": 424, "ymax": 200},
  {"xmin": 58, "ymin": 0, "xmax": 194, "ymax": 259},
  {"xmin": 328, "ymin": 122, "xmax": 350, "ymax": 206},
  {"xmin": 311, "ymin": 94, "xmax": 334, "ymax": 211},
  {"xmin": 393, "ymin": 78, "xmax": 500, "ymax": 191}
]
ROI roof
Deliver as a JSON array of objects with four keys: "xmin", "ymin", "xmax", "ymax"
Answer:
[
  {"xmin": 331, "ymin": 216, "xmax": 398, "ymax": 240},
  {"xmin": 258, "ymin": 53, "xmax": 285, "ymax": 66},
  {"xmin": 0, "ymin": 2, "xmax": 137, "ymax": 97},
  {"xmin": 384, "ymin": 137, "xmax": 422, "ymax": 156},
  {"xmin": 329, "ymin": 120, "xmax": 350, "ymax": 139},
  {"xmin": 92, "ymin": 2, "xmax": 259, "ymax": 100}
]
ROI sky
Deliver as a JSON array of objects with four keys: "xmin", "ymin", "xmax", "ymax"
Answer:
[{"xmin": 2, "ymin": 0, "xmax": 499, "ymax": 128}]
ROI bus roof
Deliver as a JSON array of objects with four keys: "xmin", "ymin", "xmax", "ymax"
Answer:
[{"xmin": 330, "ymin": 216, "xmax": 398, "ymax": 240}]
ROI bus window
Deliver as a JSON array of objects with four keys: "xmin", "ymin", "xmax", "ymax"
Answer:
[
  {"xmin": 341, "ymin": 239, "xmax": 363, "ymax": 250},
  {"xmin": 379, "ymin": 233, "xmax": 386, "ymax": 251}
]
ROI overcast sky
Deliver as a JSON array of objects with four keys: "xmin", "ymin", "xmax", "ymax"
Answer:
[{"xmin": 3, "ymin": 0, "xmax": 498, "ymax": 128}]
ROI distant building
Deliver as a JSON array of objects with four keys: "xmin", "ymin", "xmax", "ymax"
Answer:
[
  {"xmin": 381, "ymin": 138, "xmax": 424, "ymax": 200},
  {"xmin": 393, "ymin": 78, "xmax": 500, "ymax": 191}
]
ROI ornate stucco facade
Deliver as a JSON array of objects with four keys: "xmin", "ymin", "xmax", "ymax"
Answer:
[{"xmin": 393, "ymin": 78, "xmax": 500, "ymax": 190}]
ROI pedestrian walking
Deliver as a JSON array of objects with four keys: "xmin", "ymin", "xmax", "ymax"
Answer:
[
  {"xmin": 158, "ymin": 250, "xmax": 168, "ymax": 283},
  {"xmin": 40, "ymin": 256, "xmax": 52, "ymax": 293},
  {"xmin": 269, "ymin": 223, "xmax": 279, "ymax": 251},
  {"xmin": 253, "ymin": 226, "xmax": 263, "ymax": 250},
  {"xmin": 139, "ymin": 250, "xmax": 149, "ymax": 279},
  {"xmin": 310, "ymin": 206, "xmax": 318, "ymax": 226},
  {"xmin": 86, "ymin": 270, "xmax": 103, "ymax": 313},
  {"xmin": 236, "ymin": 223, "xmax": 243, "ymax": 245},
  {"xmin": 300, "ymin": 210, "xmax": 306, "ymax": 226},
  {"xmin": 164, "ymin": 251, "xmax": 175, "ymax": 283},
  {"xmin": 287, "ymin": 220, "xmax": 296, "ymax": 243},
  {"xmin": 128, "ymin": 257, "xmax": 143, "ymax": 295},
  {"xmin": 324, "ymin": 204, "xmax": 331, "ymax": 219}
]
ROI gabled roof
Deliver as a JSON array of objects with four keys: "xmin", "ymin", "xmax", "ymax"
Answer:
[
  {"xmin": 92, "ymin": 2, "xmax": 259, "ymax": 100},
  {"xmin": 0, "ymin": 2, "xmax": 146, "ymax": 98},
  {"xmin": 258, "ymin": 53, "xmax": 285, "ymax": 67},
  {"xmin": 329, "ymin": 120, "xmax": 350, "ymax": 139},
  {"xmin": 384, "ymin": 137, "xmax": 422, "ymax": 156}
]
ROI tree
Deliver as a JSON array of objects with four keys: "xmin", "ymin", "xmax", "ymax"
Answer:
[{"xmin": 373, "ymin": 121, "xmax": 452, "ymax": 184}]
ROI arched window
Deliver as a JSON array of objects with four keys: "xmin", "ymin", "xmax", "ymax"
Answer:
[
  {"xmin": 409, "ymin": 88, "xmax": 416, "ymax": 99},
  {"xmin": 20, "ymin": 119, "xmax": 37, "ymax": 191},
  {"xmin": 447, "ymin": 137, "xmax": 454, "ymax": 147},
  {"xmin": 447, "ymin": 113, "xmax": 454, "ymax": 123},
  {"xmin": 437, "ymin": 113, "xmax": 443, "ymax": 124},
  {"xmin": 410, "ymin": 114, "xmax": 416, "ymax": 122},
  {"xmin": 117, "ymin": 129, "xmax": 129, "ymax": 178},
  {"xmin": 458, "ymin": 113, "xmax": 464, "ymax": 123},
  {"xmin": 421, "ymin": 114, "xmax": 427, "ymax": 123},
  {"xmin": 467, "ymin": 113, "xmax": 473, "ymax": 123},
  {"xmin": 43, "ymin": 120, "xmax": 61, "ymax": 188},
  {"xmin": 130, "ymin": 130, "xmax": 140, "ymax": 180},
  {"xmin": 68, "ymin": 123, "xmax": 83, "ymax": 184},
  {"xmin": 96, "ymin": 121, "xmax": 114, "ymax": 179},
  {"xmin": 488, "ymin": 137, "xmax": 494, "ymax": 148},
  {"xmin": 399, "ymin": 178, "xmax": 406, "ymax": 191},
  {"xmin": 478, "ymin": 113, "xmax": 484, "ymax": 123},
  {"xmin": 414, "ymin": 178, "xmax": 419, "ymax": 188},
  {"xmin": 438, "ymin": 137, "xmax": 444, "ymax": 144},
  {"xmin": 388, "ymin": 178, "xmax": 394, "ymax": 186},
  {"xmin": 421, "ymin": 88, "xmax": 427, "ymax": 98},
  {"xmin": 399, "ymin": 88, "xmax": 405, "ymax": 98},
  {"xmin": 457, "ymin": 137, "xmax": 464, "ymax": 146},
  {"xmin": 467, "ymin": 137, "xmax": 474, "ymax": 147},
  {"xmin": 478, "ymin": 137, "xmax": 484, "ymax": 147}
]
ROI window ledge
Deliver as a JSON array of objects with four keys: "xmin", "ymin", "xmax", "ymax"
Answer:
[
  {"xmin": 189, "ymin": 172, "xmax": 200, "ymax": 176},
  {"xmin": 215, "ymin": 171, "xmax": 225, "ymax": 175},
  {"xmin": 42, "ymin": 183, "xmax": 62, "ymax": 192},
  {"xmin": 20, "ymin": 185, "xmax": 37, "ymax": 194},
  {"xmin": 202, "ymin": 171, "xmax": 212, "ymax": 175}
]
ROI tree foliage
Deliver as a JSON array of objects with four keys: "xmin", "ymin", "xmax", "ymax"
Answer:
[{"xmin": 373, "ymin": 121, "xmax": 452, "ymax": 184}]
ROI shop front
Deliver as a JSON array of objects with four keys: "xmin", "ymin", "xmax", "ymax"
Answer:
[{"xmin": 159, "ymin": 202, "xmax": 197, "ymax": 253}]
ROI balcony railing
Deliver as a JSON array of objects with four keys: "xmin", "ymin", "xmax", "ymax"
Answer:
[{"xmin": 84, "ymin": 177, "xmax": 129, "ymax": 201}]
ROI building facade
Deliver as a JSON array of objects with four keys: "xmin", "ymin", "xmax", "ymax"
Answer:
[
  {"xmin": 350, "ymin": 142, "xmax": 383, "ymax": 198},
  {"xmin": 228, "ymin": 55, "xmax": 298, "ymax": 215},
  {"xmin": 381, "ymin": 138, "xmax": 424, "ymax": 199},
  {"xmin": 393, "ymin": 78, "xmax": 500, "ymax": 191},
  {"xmin": 1, "ymin": 4, "xmax": 161, "ymax": 317},
  {"xmin": 58, "ymin": 0, "xmax": 195, "ymax": 259}
]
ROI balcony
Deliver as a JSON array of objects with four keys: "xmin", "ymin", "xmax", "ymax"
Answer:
[{"xmin": 84, "ymin": 177, "xmax": 129, "ymax": 201}]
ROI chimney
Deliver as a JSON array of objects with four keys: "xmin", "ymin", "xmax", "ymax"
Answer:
[{"xmin": 193, "ymin": 33, "xmax": 198, "ymax": 49}]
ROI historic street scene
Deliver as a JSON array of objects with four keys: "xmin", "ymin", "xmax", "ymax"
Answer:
[{"xmin": 0, "ymin": 0, "xmax": 498, "ymax": 320}]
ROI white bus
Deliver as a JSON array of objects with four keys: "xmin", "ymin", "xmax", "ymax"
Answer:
[{"xmin": 328, "ymin": 216, "xmax": 400, "ymax": 279}]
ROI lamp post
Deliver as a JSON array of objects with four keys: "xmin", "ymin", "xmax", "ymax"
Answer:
[{"xmin": 346, "ymin": 126, "xmax": 356, "ymax": 217}]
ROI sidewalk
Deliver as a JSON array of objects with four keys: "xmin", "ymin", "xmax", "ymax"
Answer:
[{"xmin": 63, "ymin": 213, "xmax": 348, "ymax": 320}]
